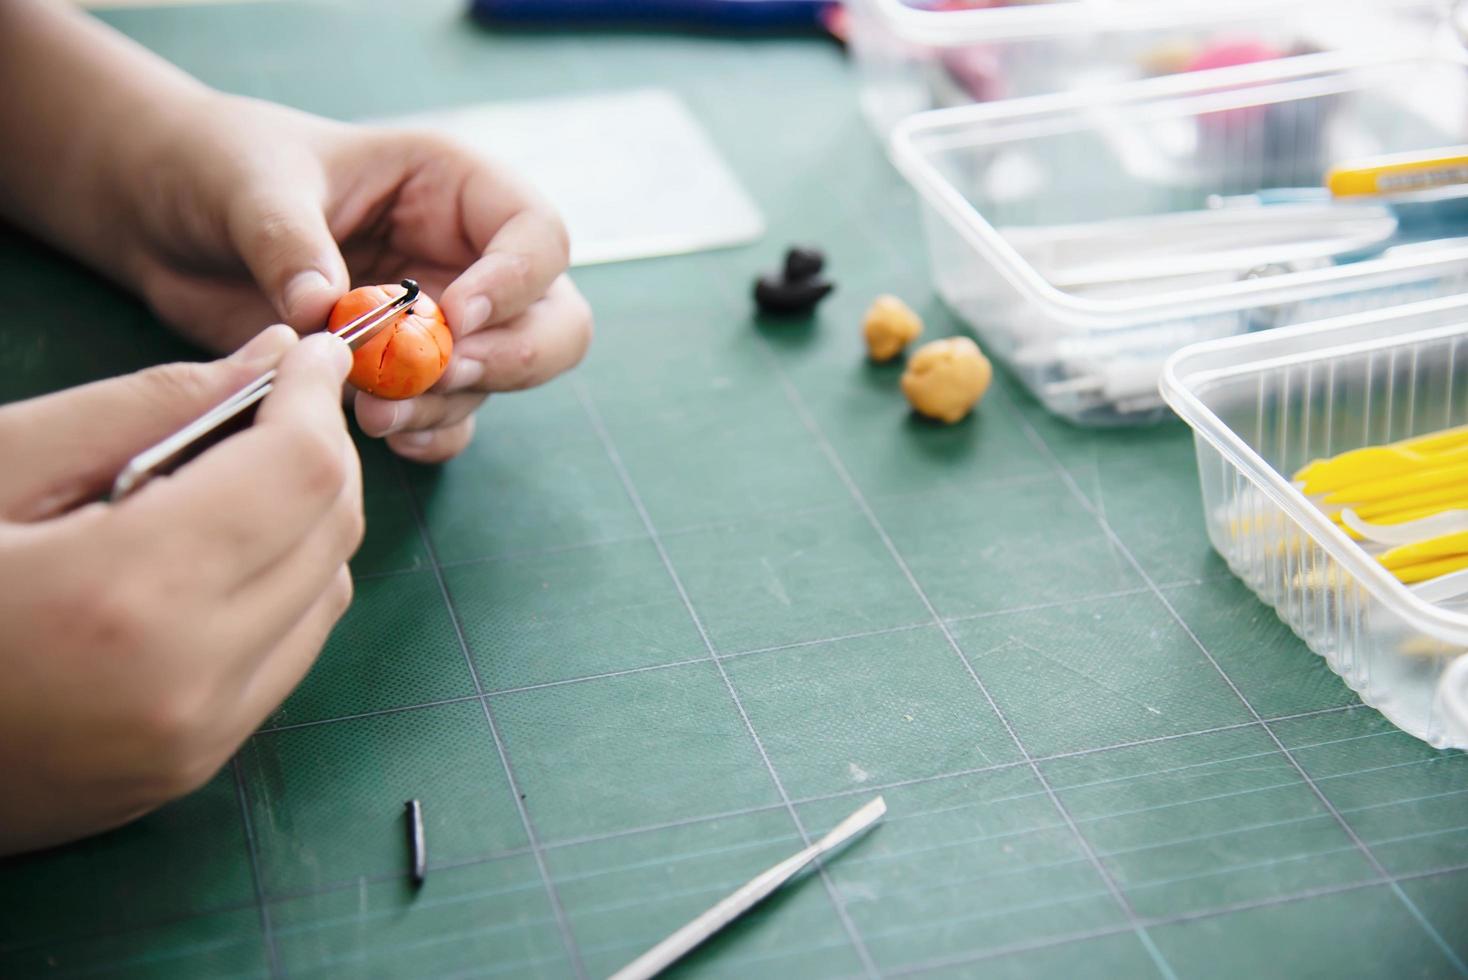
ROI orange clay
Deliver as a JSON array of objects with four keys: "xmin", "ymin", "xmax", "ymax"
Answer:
[{"xmin": 329, "ymin": 284, "xmax": 453, "ymax": 400}]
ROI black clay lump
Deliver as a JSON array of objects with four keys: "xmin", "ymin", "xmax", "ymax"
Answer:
[{"xmin": 754, "ymin": 245, "xmax": 834, "ymax": 315}]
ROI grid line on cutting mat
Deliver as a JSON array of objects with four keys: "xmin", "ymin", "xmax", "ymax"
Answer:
[
  {"xmin": 572, "ymin": 374, "xmax": 884, "ymax": 979},
  {"xmin": 392, "ymin": 456, "xmax": 590, "ymax": 980},
  {"xmin": 253, "ymin": 582, "xmax": 1178, "ymax": 736},
  {"xmin": 241, "ymin": 700, "xmax": 1406, "ymax": 906},
  {"xmin": 230, "ymin": 759, "xmax": 280, "ymax": 978},
  {"xmin": 870, "ymin": 817, "xmax": 1468, "ymax": 928},
  {"xmin": 349, "ymin": 822, "xmax": 1468, "ymax": 963},
  {"xmin": 894, "ymin": 856, "xmax": 1468, "ymax": 978},
  {"xmin": 254, "ymin": 580, "xmax": 1193, "ymax": 737},
  {"xmin": 748, "ymin": 334, "xmax": 1182, "ymax": 980},
  {"xmin": 356, "ymin": 469, "xmax": 1062, "ymax": 585},
  {"xmin": 843, "ymin": 804, "xmax": 1465, "ymax": 908},
  {"xmin": 53, "ymin": 753, "xmax": 1423, "ymax": 963},
  {"xmin": 1000, "ymin": 389, "xmax": 1468, "ymax": 977},
  {"xmin": 354, "ymin": 530, "xmax": 651, "ymax": 581},
  {"xmin": 13, "ymin": 847, "xmax": 1468, "ymax": 972},
  {"xmin": 250, "ymin": 725, "xmax": 1459, "ymax": 915},
  {"xmin": 283, "ymin": 850, "xmax": 1456, "ymax": 979}
]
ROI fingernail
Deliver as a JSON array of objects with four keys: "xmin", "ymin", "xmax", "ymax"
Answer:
[
  {"xmin": 461, "ymin": 296, "xmax": 492, "ymax": 333},
  {"xmin": 398, "ymin": 431, "xmax": 434, "ymax": 449},
  {"xmin": 382, "ymin": 402, "xmax": 407, "ymax": 434},
  {"xmin": 229, "ymin": 323, "xmax": 297, "ymax": 368},
  {"xmin": 442, "ymin": 358, "xmax": 484, "ymax": 390},
  {"xmin": 301, "ymin": 332, "xmax": 352, "ymax": 377},
  {"xmin": 283, "ymin": 269, "xmax": 330, "ymax": 320}
]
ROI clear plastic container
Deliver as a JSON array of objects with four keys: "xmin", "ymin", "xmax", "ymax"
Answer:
[
  {"xmin": 1160, "ymin": 295, "xmax": 1468, "ymax": 749},
  {"xmin": 849, "ymin": 0, "xmax": 1451, "ymax": 137},
  {"xmin": 891, "ymin": 53, "xmax": 1468, "ymax": 425}
]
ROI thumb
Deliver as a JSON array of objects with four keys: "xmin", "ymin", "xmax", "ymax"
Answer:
[
  {"xmin": 227, "ymin": 190, "xmax": 349, "ymax": 331},
  {"xmin": 0, "ymin": 325, "xmax": 299, "ymax": 521}
]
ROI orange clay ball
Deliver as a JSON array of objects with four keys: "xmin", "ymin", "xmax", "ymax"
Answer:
[{"xmin": 328, "ymin": 284, "xmax": 453, "ymax": 400}]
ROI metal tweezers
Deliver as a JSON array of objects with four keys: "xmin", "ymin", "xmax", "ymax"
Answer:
[{"xmin": 110, "ymin": 279, "xmax": 420, "ymax": 502}]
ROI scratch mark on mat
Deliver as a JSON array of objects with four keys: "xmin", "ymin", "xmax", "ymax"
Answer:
[
  {"xmin": 1006, "ymin": 634, "xmax": 1169, "ymax": 718},
  {"xmin": 761, "ymin": 556, "xmax": 793, "ymax": 607}
]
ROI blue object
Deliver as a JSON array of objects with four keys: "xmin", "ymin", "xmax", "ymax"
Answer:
[{"xmin": 469, "ymin": 0, "xmax": 833, "ymax": 31}]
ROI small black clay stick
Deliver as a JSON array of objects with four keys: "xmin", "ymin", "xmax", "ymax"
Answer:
[{"xmin": 406, "ymin": 799, "xmax": 426, "ymax": 888}]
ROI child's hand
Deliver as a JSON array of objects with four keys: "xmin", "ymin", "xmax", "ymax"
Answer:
[
  {"xmin": 0, "ymin": 327, "xmax": 364, "ymax": 854},
  {"xmin": 123, "ymin": 95, "xmax": 592, "ymax": 463}
]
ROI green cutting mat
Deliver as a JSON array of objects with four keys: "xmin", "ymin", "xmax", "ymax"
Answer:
[{"xmin": 2, "ymin": 2, "xmax": 1467, "ymax": 977}]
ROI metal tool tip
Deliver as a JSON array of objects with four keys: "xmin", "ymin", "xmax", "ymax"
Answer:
[{"xmin": 851, "ymin": 796, "xmax": 886, "ymax": 827}]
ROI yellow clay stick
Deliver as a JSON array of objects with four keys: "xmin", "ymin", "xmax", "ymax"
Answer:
[
  {"xmin": 1298, "ymin": 425, "xmax": 1468, "ymax": 586},
  {"xmin": 1292, "ymin": 427, "xmax": 1468, "ymax": 479},
  {"xmin": 1387, "ymin": 554, "xmax": 1468, "ymax": 585},
  {"xmin": 1379, "ymin": 530, "xmax": 1468, "ymax": 571},
  {"xmin": 1327, "ymin": 146, "xmax": 1468, "ymax": 198},
  {"xmin": 1321, "ymin": 459, "xmax": 1468, "ymax": 507},
  {"xmin": 1403, "ymin": 426, "xmax": 1468, "ymax": 454},
  {"xmin": 1363, "ymin": 501, "xmax": 1468, "ymax": 527},
  {"xmin": 1294, "ymin": 426, "xmax": 1468, "ymax": 494},
  {"xmin": 1353, "ymin": 484, "xmax": 1468, "ymax": 520}
]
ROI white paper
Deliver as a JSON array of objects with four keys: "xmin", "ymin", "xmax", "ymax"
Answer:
[{"xmin": 381, "ymin": 88, "xmax": 765, "ymax": 266}]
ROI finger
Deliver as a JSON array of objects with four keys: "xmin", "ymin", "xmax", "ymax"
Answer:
[
  {"xmin": 440, "ymin": 276, "xmax": 593, "ymax": 394},
  {"xmin": 111, "ymin": 566, "xmax": 355, "ymax": 814},
  {"xmin": 0, "ymin": 325, "xmax": 298, "ymax": 521},
  {"xmin": 139, "ymin": 267, "xmax": 295, "ymax": 356},
  {"xmin": 387, "ymin": 415, "xmax": 476, "ymax": 464},
  {"xmin": 227, "ymin": 188, "xmax": 350, "ymax": 331},
  {"xmin": 438, "ymin": 171, "xmax": 569, "ymax": 336},
  {"xmin": 215, "ymin": 434, "xmax": 362, "ymax": 667},
  {"xmin": 230, "ymin": 566, "xmax": 355, "ymax": 733},
  {"xmin": 113, "ymin": 334, "xmax": 356, "ymax": 589},
  {"xmin": 254, "ymin": 332, "xmax": 353, "ymax": 429},
  {"xmin": 352, "ymin": 389, "xmax": 484, "ymax": 438},
  {"xmin": 350, "ymin": 279, "xmax": 588, "ymax": 437},
  {"xmin": 232, "ymin": 420, "xmax": 363, "ymax": 602},
  {"xmin": 177, "ymin": 565, "xmax": 354, "ymax": 784}
]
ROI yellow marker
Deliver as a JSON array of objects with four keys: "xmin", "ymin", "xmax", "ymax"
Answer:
[{"xmin": 1326, "ymin": 146, "xmax": 1468, "ymax": 198}]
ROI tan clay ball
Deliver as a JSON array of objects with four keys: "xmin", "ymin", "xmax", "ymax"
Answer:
[
  {"xmin": 901, "ymin": 337, "xmax": 992, "ymax": 424},
  {"xmin": 862, "ymin": 295, "xmax": 923, "ymax": 362}
]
